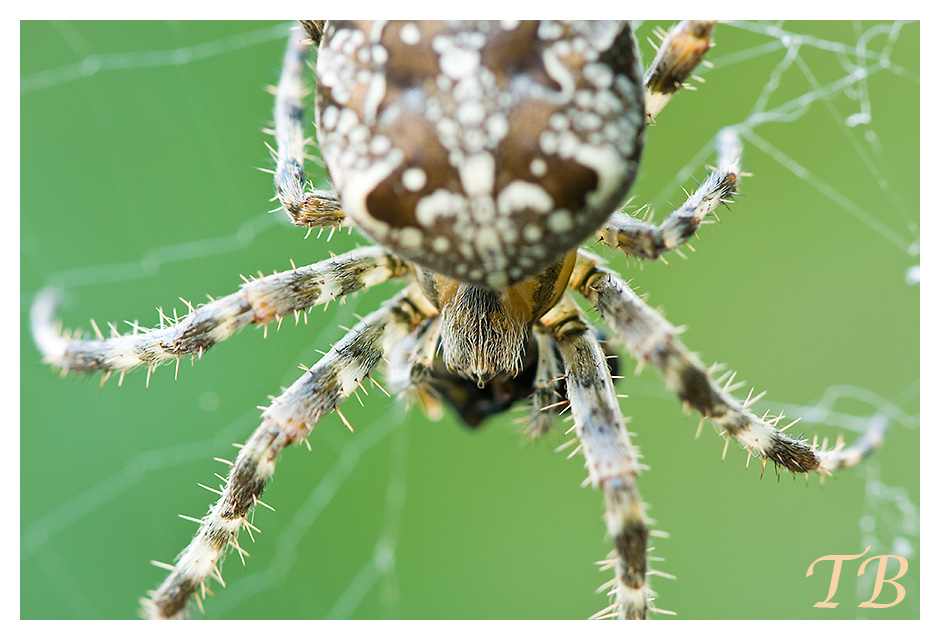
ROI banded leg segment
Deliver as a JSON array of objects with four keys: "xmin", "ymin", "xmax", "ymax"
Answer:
[
  {"xmin": 143, "ymin": 286, "xmax": 426, "ymax": 619},
  {"xmin": 386, "ymin": 314, "xmax": 447, "ymax": 419},
  {"xmin": 32, "ymin": 246, "xmax": 409, "ymax": 375},
  {"xmin": 542, "ymin": 295, "xmax": 651, "ymax": 620},
  {"xmin": 527, "ymin": 326, "xmax": 565, "ymax": 438},
  {"xmin": 643, "ymin": 20, "xmax": 715, "ymax": 123},
  {"xmin": 597, "ymin": 127, "xmax": 741, "ymax": 261},
  {"xmin": 572, "ymin": 251, "xmax": 882, "ymax": 474},
  {"xmin": 273, "ymin": 25, "xmax": 346, "ymax": 228}
]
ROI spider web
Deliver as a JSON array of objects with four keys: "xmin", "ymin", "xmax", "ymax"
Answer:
[{"xmin": 20, "ymin": 21, "xmax": 919, "ymax": 620}]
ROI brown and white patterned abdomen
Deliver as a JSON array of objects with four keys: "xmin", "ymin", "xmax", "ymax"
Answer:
[{"xmin": 316, "ymin": 20, "xmax": 645, "ymax": 289}]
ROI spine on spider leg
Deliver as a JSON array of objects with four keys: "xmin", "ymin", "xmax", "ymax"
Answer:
[
  {"xmin": 143, "ymin": 287, "xmax": 425, "ymax": 619},
  {"xmin": 273, "ymin": 24, "xmax": 345, "ymax": 228},
  {"xmin": 543, "ymin": 297, "xmax": 652, "ymax": 620},
  {"xmin": 597, "ymin": 127, "xmax": 742, "ymax": 260},
  {"xmin": 31, "ymin": 247, "xmax": 409, "ymax": 377}
]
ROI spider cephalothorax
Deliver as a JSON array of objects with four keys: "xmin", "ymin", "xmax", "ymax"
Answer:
[{"xmin": 32, "ymin": 20, "xmax": 883, "ymax": 620}]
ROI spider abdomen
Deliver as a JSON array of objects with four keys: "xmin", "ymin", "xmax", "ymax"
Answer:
[{"xmin": 316, "ymin": 20, "xmax": 646, "ymax": 289}]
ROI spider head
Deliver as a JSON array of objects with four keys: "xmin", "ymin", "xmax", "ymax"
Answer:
[{"xmin": 315, "ymin": 20, "xmax": 646, "ymax": 290}]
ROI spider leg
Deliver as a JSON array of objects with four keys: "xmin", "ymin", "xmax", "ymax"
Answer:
[
  {"xmin": 571, "ymin": 250, "xmax": 883, "ymax": 474},
  {"xmin": 298, "ymin": 21, "xmax": 326, "ymax": 45},
  {"xmin": 386, "ymin": 314, "xmax": 446, "ymax": 419},
  {"xmin": 643, "ymin": 20, "xmax": 715, "ymax": 123},
  {"xmin": 597, "ymin": 127, "xmax": 741, "ymax": 261},
  {"xmin": 527, "ymin": 325, "xmax": 565, "ymax": 438},
  {"xmin": 541, "ymin": 294, "xmax": 651, "ymax": 620},
  {"xmin": 31, "ymin": 246, "xmax": 409, "ymax": 376},
  {"xmin": 142, "ymin": 285, "xmax": 427, "ymax": 619},
  {"xmin": 272, "ymin": 26, "xmax": 346, "ymax": 229}
]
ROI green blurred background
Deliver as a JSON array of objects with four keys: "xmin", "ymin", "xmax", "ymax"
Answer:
[{"xmin": 21, "ymin": 21, "xmax": 919, "ymax": 620}]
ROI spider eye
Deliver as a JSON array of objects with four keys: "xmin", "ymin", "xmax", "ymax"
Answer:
[{"xmin": 316, "ymin": 20, "xmax": 645, "ymax": 288}]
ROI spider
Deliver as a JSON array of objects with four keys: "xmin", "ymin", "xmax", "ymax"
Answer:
[{"xmin": 29, "ymin": 20, "xmax": 886, "ymax": 620}]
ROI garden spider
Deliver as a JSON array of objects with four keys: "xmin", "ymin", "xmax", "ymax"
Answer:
[{"xmin": 29, "ymin": 20, "xmax": 887, "ymax": 620}]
